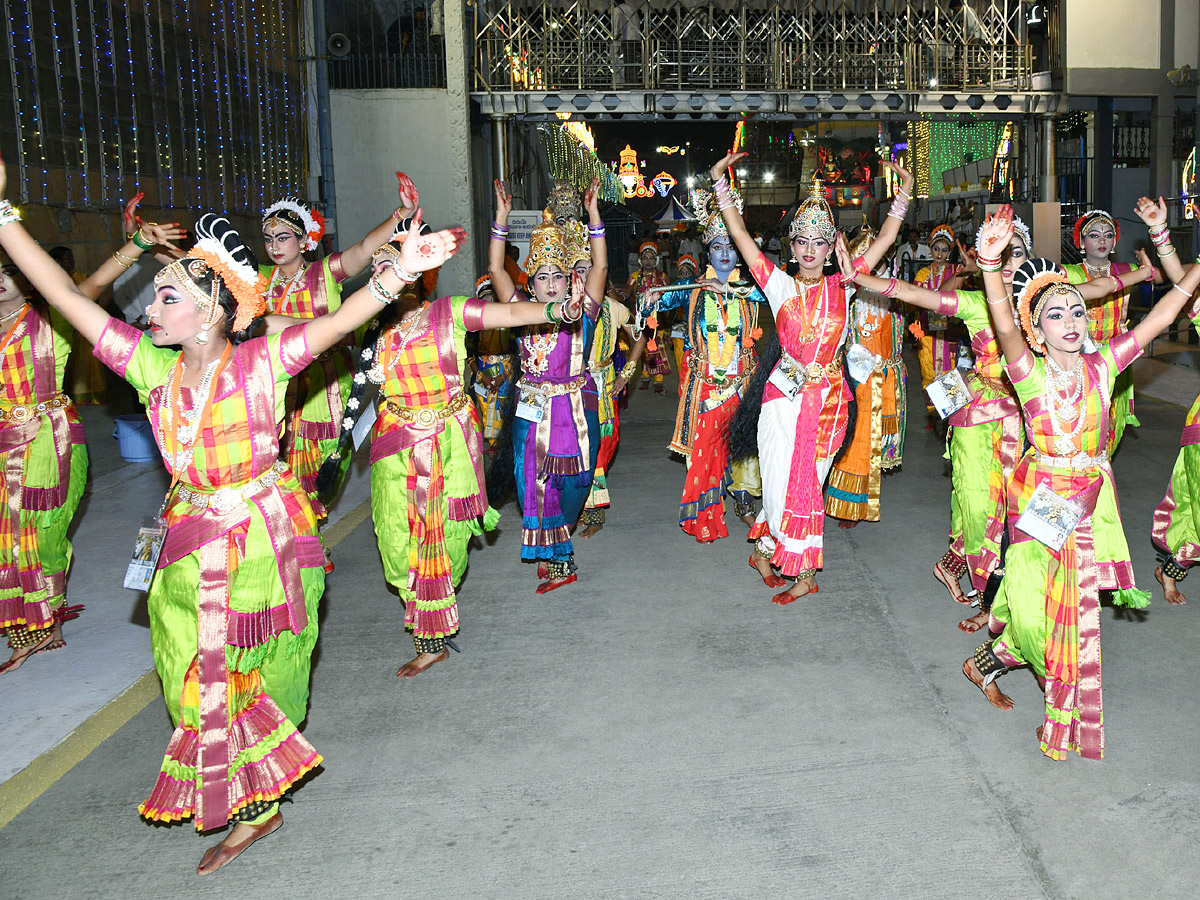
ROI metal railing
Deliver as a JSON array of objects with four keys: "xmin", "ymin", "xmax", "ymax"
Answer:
[
  {"xmin": 326, "ymin": 3, "xmax": 447, "ymax": 89},
  {"xmin": 473, "ymin": 1, "xmax": 1045, "ymax": 95}
]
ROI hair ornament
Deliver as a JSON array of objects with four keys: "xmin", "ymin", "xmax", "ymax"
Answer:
[
  {"xmin": 690, "ymin": 187, "xmax": 738, "ymax": 245},
  {"xmin": 1073, "ymin": 209, "xmax": 1119, "ymax": 250},
  {"xmin": 524, "ymin": 209, "xmax": 570, "ymax": 276},
  {"xmin": 930, "ymin": 224, "xmax": 955, "ymax": 249},
  {"xmin": 789, "ymin": 179, "xmax": 837, "ymax": 244},
  {"xmin": 262, "ymin": 197, "xmax": 326, "ymax": 252}
]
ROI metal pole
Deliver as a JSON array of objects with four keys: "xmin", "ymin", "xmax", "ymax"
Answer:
[
  {"xmin": 1040, "ymin": 115, "xmax": 1057, "ymax": 202},
  {"xmin": 310, "ymin": 0, "xmax": 339, "ymax": 250},
  {"xmin": 493, "ymin": 114, "xmax": 510, "ymax": 185}
]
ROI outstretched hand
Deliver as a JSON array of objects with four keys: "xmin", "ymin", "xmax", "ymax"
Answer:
[
  {"xmin": 1134, "ymin": 195, "xmax": 1168, "ymax": 228},
  {"xmin": 834, "ymin": 233, "xmax": 856, "ymax": 280},
  {"xmin": 710, "ymin": 150, "xmax": 748, "ymax": 182},
  {"xmin": 123, "ymin": 193, "xmax": 146, "ymax": 236},
  {"xmin": 976, "ymin": 206, "xmax": 1015, "ymax": 255},
  {"xmin": 564, "ymin": 269, "xmax": 585, "ymax": 319},
  {"xmin": 395, "ymin": 210, "xmax": 466, "ymax": 274},
  {"xmin": 1135, "ymin": 247, "xmax": 1153, "ymax": 271},
  {"xmin": 396, "ymin": 172, "xmax": 419, "ymax": 212},
  {"xmin": 493, "ymin": 179, "xmax": 513, "ymax": 220},
  {"xmin": 142, "ymin": 221, "xmax": 187, "ymax": 251}
]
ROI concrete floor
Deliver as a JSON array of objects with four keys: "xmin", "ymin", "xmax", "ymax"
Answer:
[{"xmin": 2, "ymin": 353, "xmax": 1200, "ymax": 898}]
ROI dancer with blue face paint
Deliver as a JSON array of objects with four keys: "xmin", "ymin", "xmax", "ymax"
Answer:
[{"xmin": 631, "ymin": 189, "xmax": 767, "ymax": 542}]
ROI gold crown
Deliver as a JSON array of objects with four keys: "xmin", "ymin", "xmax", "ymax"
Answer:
[
  {"xmin": 789, "ymin": 179, "xmax": 836, "ymax": 244},
  {"xmin": 524, "ymin": 209, "xmax": 570, "ymax": 275}
]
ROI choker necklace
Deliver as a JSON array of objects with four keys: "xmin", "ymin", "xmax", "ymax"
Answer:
[
  {"xmin": 0, "ymin": 302, "xmax": 27, "ymax": 325},
  {"xmin": 796, "ymin": 273, "xmax": 823, "ymax": 286}
]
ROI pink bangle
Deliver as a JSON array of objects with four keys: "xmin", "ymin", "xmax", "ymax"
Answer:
[
  {"xmin": 881, "ymin": 277, "xmax": 898, "ymax": 297},
  {"xmin": 852, "ymin": 257, "xmax": 869, "ymax": 275},
  {"xmin": 1112, "ymin": 274, "xmax": 1125, "ymax": 293}
]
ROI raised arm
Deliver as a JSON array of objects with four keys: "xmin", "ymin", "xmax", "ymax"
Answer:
[
  {"xmin": 1130, "ymin": 263, "xmax": 1200, "ymax": 349},
  {"xmin": 709, "ymin": 152, "xmax": 764, "ymax": 272},
  {"xmin": 479, "ymin": 271, "xmax": 585, "ymax": 330},
  {"xmin": 489, "ymin": 179, "xmax": 518, "ymax": 302},
  {"xmin": 78, "ymin": 221, "xmax": 187, "ymax": 301},
  {"xmin": 303, "ymin": 211, "xmax": 465, "ymax": 356},
  {"xmin": 0, "ymin": 162, "xmax": 112, "ymax": 344},
  {"xmin": 1135, "ymin": 196, "xmax": 1187, "ymax": 284},
  {"xmin": 976, "ymin": 208, "xmax": 1032, "ymax": 374},
  {"xmin": 336, "ymin": 172, "xmax": 420, "ymax": 278},
  {"xmin": 582, "ymin": 179, "xmax": 608, "ymax": 302},
  {"xmin": 858, "ymin": 162, "xmax": 915, "ymax": 273}
]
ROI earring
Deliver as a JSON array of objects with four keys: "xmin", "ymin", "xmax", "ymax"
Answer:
[{"xmin": 194, "ymin": 326, "xmax": 210, "ymax": 346}]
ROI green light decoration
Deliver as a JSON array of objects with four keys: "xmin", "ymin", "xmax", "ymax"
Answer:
[
  {"xmin": 912, "ymin": 118, "xmax": 1004, "ymax": 198},
  {"xmin": 543, "ymin": 124, "xmax": 625, "ymax": 205}
]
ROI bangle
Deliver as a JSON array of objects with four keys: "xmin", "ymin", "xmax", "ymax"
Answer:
[
  {"xmin": 1148, "ymin": 223, "xmax": 1168, "ymax": 236},
  {"xmin": 588, "ymin": 225, "xmax": 605, "ymax": 238},
  {"xmin": 852, "ymin": 257, "xmax": 869, "ymax": 275},
  {"xmin": 985, "ymin": 293, "xmax": 1010, "ymax": 305},
  {"xmin": 712, "ymin": 175, "xmax": 742, "ymax": 212},
  {"xmin": 112, "ymin": 249, "xmax": 137, "ymax": 269},
  {"xmin": 0, "ymin": 200, "xmax": 21, "ymax": 226},
  {"xmin": 544, "ymin": 301, "xmax": 560, "ymax": 324},
  {"xmin": 1111, "ymin": 274, "xmax": 1125, "ymax": 293},
  {"xmin": 1169, "ymin": 283, "xmax": 1195, "ymax": 298},
  {"xmin": 392, "ymin": 207, "xmax": 406, "ymax": 222},
  {"xmin": 491, "ymin": 221, "xmax": 509, "ymax": 235},
  {"xmin": 394, "ymin": 263, "xmax": 418, "ymax": 284},
  {"xmin": 131, "ymin": 228, "xmax": 154, "ymax": 250},
  {"xmin": 619, "ymin": 360, "xmax": 638, "ymax": 381},
  {"xmin": 367, "ymin": 274, "xmax": 401, "ymax": 304},
  {"xmin": 881, "ymin": 277, "xmax": 898, "ymax": 297},
  {"xmin": 887, "ymin": 198, "xmax": 909, "ymax": 220},
  {"xmin": 559, "ymin": 300, "xmax": 581, "ymax": 323},
  {"xmin": 1157, "ymin": 244, "xmax": 1178, "ymax": 257}
]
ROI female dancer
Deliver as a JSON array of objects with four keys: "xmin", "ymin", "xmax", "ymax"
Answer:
[
  {"xmin": 1062, "ymin": 209, "xmax": 1147, "ymax": 451},
  {"xmin": 825, "ymin": 226, "xmax": 906, "ymax": 526},
  {"xmin": 963, "ymin": 206, "xmax": 1197, "ymax": 761},
  {"xmin": 845, "ymin": 218, "xmax": 1147, "ymax": 631},
  {"xmin": 633, "ymin": 186, "xmax": 767, "ymax": 542},
  {"xmin": 714, "ymin": 152, "xmax": 914, "ymax": 601},
  {"xmin": 259, "ymin": 174, "xmax": 417, "ymax": 517},
  {"xmin": 913, "ymin": 223, "xmax": 961, "ymax": 414},
  {"xmin": 1135, "ymin": 198, "xmax": 1195, "ymax": 603},
  {"xmin": 321, "ymin": 217, "xmax": 591, "ymax": 678},
  {"xmin": 490, "ymin": 179, "xmax": 607, "ymax": 592},
  {"xmin": 1, "ymin": 217, "xmax": 180, "ymax": 672},
  {"xmin": 0, "ymin": 178, "xmax": 461, "ymax": 870},
  {"xmin": 625, "ymin": 240, "xmax": 670, "ymax": 392}
]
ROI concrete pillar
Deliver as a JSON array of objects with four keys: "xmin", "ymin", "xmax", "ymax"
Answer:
[
  {"xmin": 1040, "ymin": 115, "xmax": 1057, "ymax": 202},
  {"xmin": 440, "ymin": 0, "xmax": 478, "ymax": 293},
  {"xmin": 1094, "ymin": 98, "xmax": 1114, "ymax": 212},
  {"xmin": 1149, "ymin": 95, "xmax": 1175, "ymax": 201}
]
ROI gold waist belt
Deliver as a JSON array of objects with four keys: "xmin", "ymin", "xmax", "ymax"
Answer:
[
  {"xmin": 517, "ymin": 374, "xmax": 589, "ymax": 397},
  {"xmin": 384, "ymin": 391, "xmax": 470, "ymax": 426},
  {"xmin": 0, "ymin": 393, "xmax": 70, "ymax": 423},
  {"xmin": 687, "ymin": 351, "xmax": 749, "ymax": 387},
  {"xmin": 780, "ymin": 351, "xmax": 844, "ymax": 385}
]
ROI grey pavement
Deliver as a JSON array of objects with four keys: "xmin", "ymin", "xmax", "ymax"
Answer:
[{"xmin": 2, "ymin": 354, "xmax": 1200, "ymax": 898}]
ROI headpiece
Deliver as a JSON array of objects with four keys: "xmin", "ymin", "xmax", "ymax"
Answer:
[
  {"xmin": 639, "ymin": 240, "xmax": 659, "ymax": 257},
  {"xmin": 1072, "ymin": 209, "xmax": 1120, "ymax": 250},
  {"xmin": 547, "ymin": 179, "xmax": 582, "ymax": 224},
  {"xmin": 262, "ymin": 197, "xmax": 326, "ymax": 252},
  {"xmin": 975, "ymin": 215, "xmax": 1032, "ymax": 256},
  {"xmin": 1011, "ymin": 257, "xmax": 1082, "ymax": 353},
  {"xmin": 676, "ymin": 254, "xmax": 698, "ymax": 273},
  {"xmin": 848, "ymin": 225, "xmax": 875, "ymax": 259},
  {"xmin": 154, "ymin": 214, "xmax": 268, "ymax": 333},
  {"xmin": 930, "ymin": 224, "xmax": 955, "ymax": 249},
  {"xmin": 788, "ymin": 179, "xmax": 837, "ymax": 245},
  {"xmin": 563, "ymin": 219, "xmax": 590, "ymax": 267},
  {"xmin": 690, "ymin": 187, "xmax": 739, "ymax": 245},
  {"xmin": 524, "ymin": 209, "xmax": 570, "ymax": 276},
  {"xmin": 475, "ymin": 274, "xmax": 493, "ymax": 297}
]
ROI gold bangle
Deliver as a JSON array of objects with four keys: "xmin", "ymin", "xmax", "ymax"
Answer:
[{"xmin": 112, "ymin": 249, "xmax": 136, "ymax": 269}]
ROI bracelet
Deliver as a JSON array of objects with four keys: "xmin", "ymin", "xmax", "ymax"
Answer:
[
  {"xmin": 881, "ymin": 277, "xmax": 898, "ymax": 297},
  {"xmin": 618, "ymin": 360, "xmax": 638, "ymax": 381},
  {"xmin": 1157, "ymin": 244, "xmax": 1178, "ymax": 257},
  {"xmin": 112, "ymin": 249, "xmax": 137, "ymax": 269},
  {"xmin": 712, "ymin": 175, "xmax": 739, "ymax": 212},
  {"xmin": 491, "ymin": 221, "xmax": 509, "ymax": 235},
  {"xmin": 1148, "ymin": 223, "xmax": 1168, "ymax": 236},
  {"xmin": 367, "ymin": 274, "xmax": 402, "ymax": 304},
  {"xmin": 1169, "ymin": 282, "xmax": 1195, "ymax": 298},
  {"xmin": 0, "ymin": 200, "xmax": 21, "ymax": 227},
  {"xmin": 1111, "ymin": 274, "xmax": 1125, "ymax": 294},
  {"xmin": 131, "ymin": 228, "xmax": 155, "ymax": 250},
  {"xmin": 392, "ymin": 207, "xmax": 406, "ymax": 222},
  {"xmin": 985, "ymin": 294, "xmax": 1010, "ymax": 305},
  {"xmin": 852, "ymin": 257, "xmax": 869, "ymax": 275},
  {"xmin": 544, "ymin": 301, "xmax": 560, "ymax": 324},
  {"xmin": 559, "ymin": 300, "xmax": 582, "ymax": 323},
  {"xmin": 588, "ymin": 225, "xmax": 605, "ymax": 238},
  {"xmin": 887, "ymin": 199, "xmax": 909, "ymax": 220},
  {"xmin": 394, "ymin": 263, "xmax": 418, "ymax": 284}
]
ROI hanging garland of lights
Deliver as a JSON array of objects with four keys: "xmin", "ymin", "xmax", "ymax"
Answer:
[{"xmin": 543, "ymin": 122, "xmax": 624, "ymax": 204}]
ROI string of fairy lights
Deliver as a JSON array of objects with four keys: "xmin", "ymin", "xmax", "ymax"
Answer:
[{"xmin": 0, "ymin": 0, "xmax": 307, "ymax": 214}]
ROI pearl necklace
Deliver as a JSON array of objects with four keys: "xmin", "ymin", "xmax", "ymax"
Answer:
[
  {"xmin": 1045, "ymin": 352, "xmax": 1085, "ymax": 456},
  {"xmin": 266, "ymin": 263, "xmax": 308, "ymax": 313},
  {"xmin": 164, "ymin": 356, "xmax": 222, "ymax": 468},
  {"xmin": 1083, "ymin": 260, "xmax": 1110, "ymax": 280},
  {"xmin": 0, "ymin": 302, "xmax": 26, "ymax": 326}
]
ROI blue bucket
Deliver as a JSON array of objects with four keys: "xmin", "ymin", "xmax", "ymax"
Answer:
[{"xmin": 112, "ymin": 414, "xmax": 158, "ymax": 462}]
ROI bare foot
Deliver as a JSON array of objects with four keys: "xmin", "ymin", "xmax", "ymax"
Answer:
[
  {"xmin": 933, "ymin": 560, "xmax": 970, "ymax": 604},
  {"xmin": 197, "ymin": 811, "xmax": 283, "ymax": 875},
  {"xmin": 838, "ymin": 520, "xmax": 859, "ymax": 529},
  {"xmin": 396, "ymin": 649, "xmax": 450, "ymax": 678},
  {"xmin": 0, "ymin": 626, "xmax": 57, "ymax": 675},
  {"xmin": 962, "ymin": 657, "xmax": 1014, "ymax": 710},
  {"xmin": 749, "ymin": 554, "xmax": 787, "ymax": 588},
  {"xmin": 1155, "ymin": 566, "xmax": 1187, "ymax": 605},
  {"xmin": 957, "ymin": 610, "xmax": 990, "ymax": 634},
  {"xmin": 578, "ymin": 523, "xmax": 603, "ymax": 539},
  {"xmin": 739, "ymin": 512, "xmax": 756, "ymax": 527},
  {"xmin": 772, "ymin": 577, "xmax": 818, "ymax": 604}
]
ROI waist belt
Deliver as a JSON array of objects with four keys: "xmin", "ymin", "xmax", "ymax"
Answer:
[
  {"xmin": 0, "ymin": 393, "xmax": 70, "ymax": 423},
  {"xmin": 780, "ymin": 350, "xmax": 844, "ymax": 385},
  {"xmin": 588, "ymin": 358, "xmax": 614, "ymax": 374},
  {"xmin": 480, "ymin": 354, "xmax": 510, "ymax": 365},
  {"xmin": 517, "ymin": 373, "xmax": 589, "ymax": 397},
  {"xmin": 384, "ymin": 391, "xmax": 469, "ymax": 426},
  {"xmin": 687, "ymin": 351, "xmax": 751, "ymax": 387},
  {"xmin": 175, "ymin": 459, "xmax": 287, "ymax": 514},
  {"xmin": 1034, "ymin": 449, "xmax": 1109, "ymax": 469}
]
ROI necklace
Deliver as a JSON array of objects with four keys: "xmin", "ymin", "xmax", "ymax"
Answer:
[
  {"xmin": 793, "ymin": 276, "xmax": 829, "ymax": 345},
  {"xmin": 523, "ymin": 304, "xmax": 560, "ymax": 377},
  {"xmin": 266, "ymin": 263, "xmax": 308, "ymax": 313},
  {"xmin": 704, "ymin": 289, "xmax": 741, "ymax": 377},
  {"xmin": 795, "ymin": 272, "xmax": 822, "ymax": 286},
  {"xmin": 0, "ymin": 302, "xmax": 26, "ymax": 326},
  {"xmin": 1044, "ymin": 352, "xmax": 1085, "ymax": 455},
  {"xmin": 161, "ymin": 351, "xmax": 225, "ymax": 470},
  {"xmin": 1083, "ymin": 260, "xmax": 1110, "ymax": 280},
  {"xmin": 368, "ymin": 310, "xmax": 426, "ymax": 383},
  {"xmin": 0, "ymin": 303, "xmax": 29, "ymax": 357}
]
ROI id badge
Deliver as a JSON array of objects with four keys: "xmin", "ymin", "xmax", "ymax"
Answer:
[
  {"xmin": 1015, "ymin": 481, "xmax": 1085, "ymax": 552},
  {"xmin": 768, "ymin": 367, "xmax": 801, "ymax": 400},
  {"xmin": 515, "ymin": 388, "xmax": 547, "ymax": 422},
  {"xmin": 124, "ymin": 517, "xmax": 167, "ymax": 591},
  {"xmin": 473, "ymin": 380, "xmax": 490, "ymax": 398},
  {"xmin": 926, "ymin": 368, "xmax": 973, "ymax": 420},
  {"xmin": 709, "ymin": 342, "xmax": 741, "ymax": 378},
  {"xmin": 928, "ymin": 313, "xmax": 949, "ymax": 332},
  {"xmin": 352, "ymin": 399, "xmax": 378, "ymax": 451}
]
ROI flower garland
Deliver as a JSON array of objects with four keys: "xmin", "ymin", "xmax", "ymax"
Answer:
[{"xmin": 704, "ymin": 290, "xmax": 741, "ymax": 378}]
